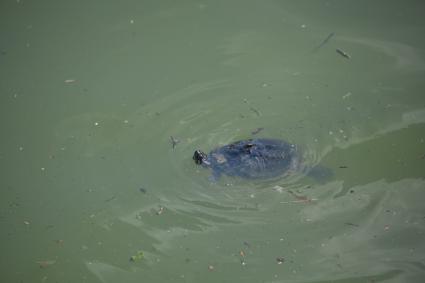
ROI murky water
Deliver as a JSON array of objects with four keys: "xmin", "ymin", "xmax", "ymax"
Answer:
[{"xmin": 1, "ymin": 0, "xmax": 425, "ymax": 282}]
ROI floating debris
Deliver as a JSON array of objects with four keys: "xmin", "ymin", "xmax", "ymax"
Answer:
[
  {"xmin": 344, "ymin": 222, "xmax": 359, "ymax": 227},
  {"xmin": 280, "ymin": 199, "xmax": 318, "ymax": 204},
  {"xmin": 208, "ymin": 265, "xmax": 214, "ymax": 271},
  {"xmin": 280, "ymin": 190, "xmax": 318, "ymax": 204},
  {"xmin": 287, "ymin": 190, "xmax": 309, "ymax": 201},
  {"xmin": 170, "ymin": 136, "xmax": 180, "ymax": 149},
  {"xmin": 313, "ymin": 32, "xmax": 335, "ymax": 52},
  {"xmin": 129, "ymin": 251, "xmax": 144, "ymax": 262},
  {"xmin": 156, "ymin": 206, "xmax": 164, "ymax": 215},
  {"xmin": 336, "ymin": 48, "xmax": 351, "ymax": 59},
  {"xmin": 339, "ymin": 165, "xmax": 348, "ymax": 169},
  {"xmin": 342, "ymin": 92, "xmax": 352, "ymax": 99},
  {"xmin": 139, "ymin": 187, "xmax": 147, "ymax": 193},
  {"xmin": 104, "ymin": 195, "xmax": 116, "ymax": 202},
  {"xmin": 23, "ymin": 220, "xmax": 30, "ymax": 225},
  {"xmin": 36, "ymin": 260, "xmax": 56, "ymax": 269},
  {"xmin": 64, "ymin": 79, "xmax": 76, "ymax": 84},
  {"xmin": 251, "ymin": 127, "xmax": 264, "ymax": 135},
  {"xmin": 273, "ymin": 185, "xmax": 285, "ymax": 193},
  {"xmin": 276, "ymin": 257, "xmax": 285, "ymax": 264},
  {"xmin": 249, "ymin": 107, "xmax": 261, "ymax": 116}
]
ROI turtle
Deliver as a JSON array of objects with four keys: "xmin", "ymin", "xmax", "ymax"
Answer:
[{"xmin": 193, "ymin": 138, "xmax": 302, "ymax": 180}]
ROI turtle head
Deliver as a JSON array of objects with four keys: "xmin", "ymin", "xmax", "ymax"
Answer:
[{"xmin": 193, "ymin": 150, "xmax": 210, "ymax": 166}]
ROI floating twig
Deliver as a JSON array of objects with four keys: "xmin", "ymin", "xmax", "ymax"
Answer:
[
  {"xmin": 313, "ymin": 32, "xmax": 335, "ymax": 52},
  {"xmin": 336, "ymin": 48, "xmax": 351, "ymax": 59}
]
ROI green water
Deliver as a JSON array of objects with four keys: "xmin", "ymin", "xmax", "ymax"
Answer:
[{"xmin": 1, "ymin": 0, "xmax": 425, "ymax": 282}]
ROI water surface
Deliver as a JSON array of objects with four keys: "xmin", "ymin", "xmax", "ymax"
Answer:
[{"xmin": 1, "ymin": 0, "xmax": 425, "ymax": 282}]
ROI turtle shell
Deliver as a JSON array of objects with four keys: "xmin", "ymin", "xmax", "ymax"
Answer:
[{"xmin": 205, "ymin": 138, "xmax": 299, "ymax": 179}]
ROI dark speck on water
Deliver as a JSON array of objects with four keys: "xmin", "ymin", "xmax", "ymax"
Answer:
[
  {"xmin": 139, "ymin": 187, "xmax": 147, "ymax": 193},
  {"xmin": 344, "ymin": 222, "xmax": 359, "ymax": 227},
  {"xmin": 105, "ymin": 195, "xmax": 116, "ymax": 202}
]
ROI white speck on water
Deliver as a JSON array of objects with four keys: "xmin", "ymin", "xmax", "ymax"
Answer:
[
  {"xmin": 123, "ymin": 120, "xmax": 129, "ymax": 124},
  {"xmin": 41, "ymin": 167, "xmax": 45, "ymax": 171},
  {"xmin": 18, "ymin": 146, "xmax": 24, "ymax": 151},
  {"xmin": 301, "ymin": 24, "xmax": 307, "ymax": 28},
  {"xmin": 273, "ymin": 185, "xmax": 284, "ymax": 193},
  {"xmin": 94, "ymin": 122, "xmax": 99, "ymax": 126},
  {"xmin": 329, "ymin": 131, "xmax": 334, "ymax": 135},
  {"xmin": 130, "ymin": 19, "xmax": 134, "ymax": 24},
  {"xmin": 342, "ymin": 92, "xmax": 352, "ymax": 99}
]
